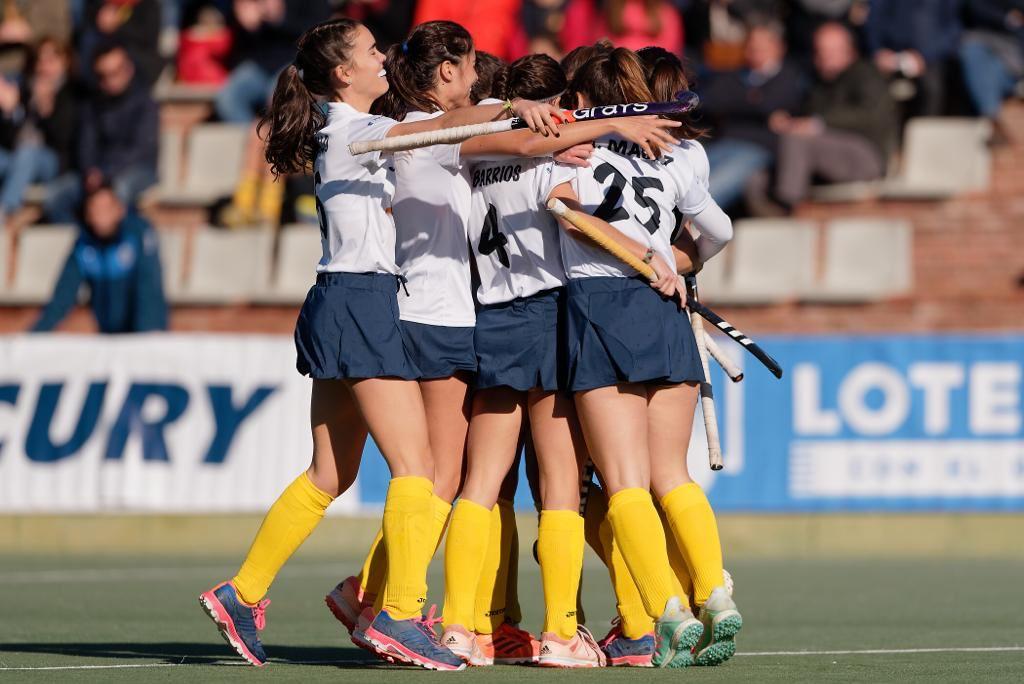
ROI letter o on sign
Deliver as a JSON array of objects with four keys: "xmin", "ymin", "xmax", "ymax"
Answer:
[{"xmin": 838, "ymin": 362, "xmax": 910, "ymax": 436}]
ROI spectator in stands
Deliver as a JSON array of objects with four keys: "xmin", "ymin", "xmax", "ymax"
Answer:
[
  {"xmin": 44, "ymin": 42, "xmax": 158, "ymax": 224},
  {"xmin": 864, "ymin": 0, "xmax": 960, "ymax": 118},
  {"xmin": 0, "ymin": 37, "xmax": 78, "ymax": 230},
  {"xmin": 561, "ymin": 0, "xmax": 683, "ymax": 55},
  {"xmin": 770, "ymin": 21, "xmax": 895, "ymax": 209},
  {"xmin": 958, "ymin": 0, "xmax": 1024, "ymax": 144},
  {"xmin": 79, "ymin": 0, "xmax": 163, "ymax": 86},
  {"xmin": 0, "ymin": 0, "xmax": 72, "ymax": 74},
  {"xmin": 215, "ymin": 0, "xmax": 329, "ymax": 124},
  {"xmin": 700, "ymin": 19, "xmax": 806, "ymax": 211},
  {"xmin": 412, "ymin": 0, "xmax": 521, "ymax": 59},
  {"xmin": 32, "ymin": 183, "xmax": 168, "ymax": 333}
]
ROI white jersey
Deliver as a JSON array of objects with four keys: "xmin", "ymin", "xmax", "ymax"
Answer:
[
  {"xmin": 468, "ymin": 157, "xmax": 575, "ymax": 304},
  {"xmin": 673, "ymin": 139, "xmax": 710, "ymax": 194},
  {"xmin": 560, "ymin": 135, "xmax": 711, "ymax": 279},
  {"xmin": 314, "ymin": 102, "xmax": 400, "ymax": 274},
  {"xmin": 391, "ymin": 110, "xmax": 475, "ymax": 327},
  {"xmin": 662, "ymin": 138, "xmax": 712, "ymax": 241}
]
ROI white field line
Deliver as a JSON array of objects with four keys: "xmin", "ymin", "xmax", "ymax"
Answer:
[
  {"xmin": 2, "ymin": 647, "xmax": 1023, "ymax": 671},
  {"xmin": 0, "ymin": 563, "xmax": 343, "ymax": 584}
]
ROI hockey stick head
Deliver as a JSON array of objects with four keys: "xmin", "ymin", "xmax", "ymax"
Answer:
[{"xmin": 673, "ymin": 90, "xmax": 701, "ymax": 112}]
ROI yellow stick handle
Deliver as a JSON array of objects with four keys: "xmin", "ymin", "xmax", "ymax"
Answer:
[{"xmin": 547, "ymin": 198, "xmax": 656, "ymax": 281}]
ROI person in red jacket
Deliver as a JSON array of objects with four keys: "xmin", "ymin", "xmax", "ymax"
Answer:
[{"xmin": 412, "ymin": 0, "xmax": 522, "ymax": 59}]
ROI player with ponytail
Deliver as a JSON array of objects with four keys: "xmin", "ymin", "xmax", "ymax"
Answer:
[
  {"xmin": 544, "ymin": 47, "xmax": 741, "ymax": 668},
  {"xmin": 199, "ymin": 18, "xmax": 570, "ymax": 671}
]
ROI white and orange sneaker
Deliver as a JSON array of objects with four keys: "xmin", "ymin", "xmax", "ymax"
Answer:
[
  {"xmin": 325, "ymin": 576, "xmax": 371, "ymax": 634},
  {"xmin": 491, "ymin": 621, "xmax": 540, "ymax": 664},
  {"xmin": 469, "ymin": 633, "xmax": 495, "ymax": 666},
  {"xmin": 440, "ymin": 624, "xmax": 482, "ymax": 664},
  {"xmin": 537, "ymin": 626, "xmax": 606, "ymax": 668}
]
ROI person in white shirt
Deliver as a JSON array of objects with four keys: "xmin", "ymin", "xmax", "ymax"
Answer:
[
  {"xmin": 547, "ymin": 47, "xmax": 742, "ymax": 668},
  {"xmin": 198, "ymin": 18, "xmax": 569, "ymax": 672}
]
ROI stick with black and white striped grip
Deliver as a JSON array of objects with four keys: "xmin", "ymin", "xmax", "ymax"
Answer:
[
  {"xmin": 349, "ymin": 92, "xmax": 700, "ymax": 155},
  {"xmin": 685, "ymin": 298, "xmax": 784, "ymax": 379}
]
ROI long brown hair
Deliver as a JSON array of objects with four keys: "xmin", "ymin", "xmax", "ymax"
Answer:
[
  {"xmin": 569, "ymin": 47, "xmax": 654, "ymax": 107},
  {"xmin": 637, "ymin": 46, "xmax": 707, "ymax": 140},
  {"xmin": 559, "ymin": 39, "xmax": 612, "ymax": 108},
  {"xmin": 470, "ymin": 50, "xmax": 505, "ymax": 103},
  {"xmin": 259, "ymin": 19, "xmax": 360, "ymax": 176},
  {"xmin": 372, "ymin": 20, "xmax": 473, "ymax": 120},
  {"xmin": 492, "ymin": 54, "xmax": 566, "ymax": 102}
]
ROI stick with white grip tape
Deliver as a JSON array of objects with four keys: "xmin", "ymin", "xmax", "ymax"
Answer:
[
  {"xmin": 349, "ymin": 92, "xmax": 701, "ymax": 155},
  {"xmin": 546, "ymin": 197, "xmax": 725, "ymax": 470}
]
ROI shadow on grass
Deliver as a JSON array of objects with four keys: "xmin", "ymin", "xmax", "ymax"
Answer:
[{"xmin": 0, "ymin": 642, "xmax": 390, "ymax": 668}]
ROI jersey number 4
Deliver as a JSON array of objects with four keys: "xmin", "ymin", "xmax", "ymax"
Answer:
[
  {"xmin": 592, "ymin": 162, "xmax": 664, "ymax": 235},
  {"xmin": 479, "ymin": 204, "xmax": 510, "ymax": 268}
]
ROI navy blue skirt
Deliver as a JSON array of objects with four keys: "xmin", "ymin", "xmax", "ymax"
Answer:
[
  {"xmin": 565, "ymin": 276, "xmax": 705, "ymax": 391},
  {"xmin": 475, "ymin": 288, "xmax": 567, "ymax": 392},
  {"xmin": 400, "ymin": 321, "xmax": 477, "ymax": 380},
  {"xmin": 295, "ymin": 272, "xmax": 420, "ymax": 380}
]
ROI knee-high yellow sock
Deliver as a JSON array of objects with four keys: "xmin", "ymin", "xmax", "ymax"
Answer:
[
  {"xmin": 599, "ymin": 513, "xmax": 653, "ymax": 638},
  {"xmin": 357, "ymin": 526, "xmax": 386, "ymax": 600},
  {"xmin": 427, "ymin": 494, "xmax": 453, "ymax": 559},
  {"xmin": 381, "ymin": 476, "xmax": 434, "ymax": 620},
  {"xmin": 538, "ymin": 509, "xmax": 585, "ymax": 639},
  {"xmin": 501, "ymin": 500, "xmax": 523, "ymax": 625},
  {"xmin": 441, "ymin": 499, "xmax": 491, "ymax": 629},
  {"xmin": 606, "ymin": 488, "xmax": 676, "ymax": 620},
  {"xmin": 657, "ymin": 503, "xmax": 693, "ymax": 607},
  {"xmin": 473, "ymin": 504, "xmax": 508, "ymax": 634},
  {"xmin": 233, "ymin": 472, "xmax": 333, "ymax": 604},
  {"xmin": 582, "ymin": 486, "xmax": 609, "ymax": 565},
  {"xmin": 660, "ymin": 483, "xmax": 724, "ymax": 606}
]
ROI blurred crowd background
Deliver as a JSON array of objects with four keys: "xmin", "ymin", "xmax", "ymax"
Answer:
[{"xmin": 0, "ymin": 0, "xmax": 1022, "ymax": 334}]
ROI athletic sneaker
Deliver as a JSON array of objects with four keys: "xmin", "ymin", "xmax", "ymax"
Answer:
[
  {"xmin": 652, "ymin": 596, "xmax": 704, "ymax": 668},
  {"xmin": 694, "ymin": 586, "xmax": 743, "ymax": 666},
  {"xmin": 469, "ymin": 632, "xmax": 495, "ymax": 667},
  {"xmin": 491, "ymin": 621, "xmax": 540, "ymax": 664},
  {"xmin": 350, "ymin": 606, "xmax": 403, "ymax": 664},
  {"xmin": 325, "ymin": 576, "xmax": 370, "ymax": 634},
  {"xmin": 363, "ymin": 610, "xmax": 467, "ymax": 670},
  {"xmin": 537, "ymin": 625, "xmax": 606, "ymax": 668},
  {"xmin": 198, "ymin": 581, "xmax": 270, "ymax": 667},
  {"xmin": 599, "ymin": 621, "xmax": 655, "ymax": 667},
  {"xmin": 439, "ymin": 624, "xmax": 478, "ymax": 663}
]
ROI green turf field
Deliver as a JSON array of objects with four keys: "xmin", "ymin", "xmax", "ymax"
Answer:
[{"xmin": 1, "ymin": 516, "xmax": 1022, "ymax": 682}]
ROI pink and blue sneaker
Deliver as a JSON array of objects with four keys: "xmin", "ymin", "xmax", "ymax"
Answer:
[
  {"xmin": 198, "ymin": 581, "xmax": 270, "ymax": 667},
  {"xmin": 599, "ymin": 620, "xmax": 655, "ymax": 667},
  {"xmin": 360, "ymin": 609, "xmax": 467, "ymax": 670}
]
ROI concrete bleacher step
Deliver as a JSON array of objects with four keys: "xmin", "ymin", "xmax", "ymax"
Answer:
[
  {"xmin": 173, "ymin": 227, "xmax": 273, "ymax": 304},
  {"xmin": 881, "ymin": 117, "xmax": 992, "ymax": 199},
  {"xmin": 155, "ymin": 123, "xmax": 248, "ymax": 206},
  {"xmin": 156, "ymin": 229, "xmax": 187, "ymax": 301},
  {"xmin": 710, "ymin": 219, "xmax": 818, "ymax": 305},
  {"xmin": 803, "ymin": 218, "xmax": 913, "ymax": 303},
  {"xmin": 254, "ymin": 224, "xmax": 321, "ymax": 305},
  {"xmin": 0, "ymin": 225, "xmax": 77, "ymax": 305}
]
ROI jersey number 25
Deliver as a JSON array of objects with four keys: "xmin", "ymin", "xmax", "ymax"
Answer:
[{"xmin": 592, "ymin": 162, "xmax": 664, "ymax": 235}]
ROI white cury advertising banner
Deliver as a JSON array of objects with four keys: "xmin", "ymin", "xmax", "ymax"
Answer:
[{"xmin": 0, "ymin": 334, "xmax": 363, "ymax": 514}]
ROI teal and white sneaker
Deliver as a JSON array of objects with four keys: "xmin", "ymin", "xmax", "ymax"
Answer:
[
  {"xmin": 694, "ymin": 586, "xmax": 742, "ymax": 666},
  {"xmin": 652, "ymin": 596, "xmax": 704, "ymax": 668}
]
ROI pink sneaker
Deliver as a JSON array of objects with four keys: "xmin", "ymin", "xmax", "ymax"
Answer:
[
  {"xmin": 538, "ymin": 626, "xmax": 607, "ymax": 668},
  {"xmin": 324, "ymin": 576, "xmax": 371, "ymax": 634},
  {"xmin": 439, "ymin": 624, "xmax": 479, "ymax": 663}
]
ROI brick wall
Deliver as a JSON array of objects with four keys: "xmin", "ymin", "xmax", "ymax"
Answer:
[{"xmin": 4, "ymin": 105, "xmax": 1023, "ymax": 336}]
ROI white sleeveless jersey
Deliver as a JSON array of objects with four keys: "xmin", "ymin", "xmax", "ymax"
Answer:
[
  {"xmin": 391, "ymin": 110, "xmax": 475, "ymax": 327},
  {"xmin": 560, "ymin": 136, "xmax": 711, "ymax": 279},
  {"xmin": 314, "ymin": 102, "xmax": 400, "ymax": 274},
  {"xmin": 673, "ymin": 139, "xmax": 710, "ymax": 193},
  {"xmin": 468, "ymin": 157, "xmax": 575, "ymax": 304}
]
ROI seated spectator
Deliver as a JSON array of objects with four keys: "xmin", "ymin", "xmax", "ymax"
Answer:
[
  {"xmin": 45, "ymin": 42, "xmax": 158, "ymax": 224},
  {"xmin": 413, "ymin": 0, "xmax": 520, "ymax": 59},
  {"xmin": 958, "ymin": 0, "xmax": 1024, "ymax": 144},
  {"xmin": 176, "ymin": 3, "xmax": 232, "ymax": 85},
  {"xmin": 770, "ymin": 21, "xmax": 896, "ymax": 209},
  {"xmin": 0, "ymin": 0, "xmax": 72, "ymax": 74},
  {"xmin": 216, "ymin": 0, "xmax": 328, "ymax": 124},
  {"xmin": 79, "ymin": 0, "xmax": 163, "ymax": 87},
  {"xmin": 865, "ymin": 0, "xmax": 960, "ymax": 118},
  {"xmin": 700, "ymin": 19, "xmax": 806, "ymax": 211},
  {"xmin": 561, "ymin": 0, "xmax": 683, "ymax": 55},
  {"xmin": 32, "ymin": 184, "xmax": 168, "ymax": 333},
  {"xmin": 0, "ymin": 37, "xmax": 78, "ymax": 230}
]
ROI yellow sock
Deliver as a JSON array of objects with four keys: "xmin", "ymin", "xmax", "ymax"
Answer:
[
  {"xmin": 257, "ymin": 176, "xmax": 285, "ymax": 226},
  {"xmin": 538, "ymin": 509, "xmax": 585, "ymax": 639},
  {"xmin": 381, "ymin": 476, "xmax": 434, "ymax": 620},
  {"xmin": 233, "ymin": 472, "xmax": 333, "ymax": 604},
  {"xmin": 473, "ymin": 504, "xmax": 508, "ymax": 634},
  {"xmin": 427, "ymin": 494, "xmax": 453, "ymax": 560},
  {"xmin": 599, "ymin": 513, "xmax": 654, "ymax": 638},
  {"xmin": 357, "ymin": 526, "xmax": 386, "ymax": 600},
  {"xmin": 231, "ymin": 172, "xmax": 260, "ymax": 216},
  {"xmin": 657, "ymin": 503, "xmax": 694, "ymax": 608},
  {"xmin": 660, "ymin": 483, "xmax": 724, "ymax": 606},
  {"xmin": 582, "ymin": 486, "xmax": 609, "ymax": 565},
  {"xmin": 501, "ymin": 500, "xmax": 523, "ymax": 625},
  {"xmin": 441, "ymin": 499, "xmax": 491, "ymax": 629},
  {"xmin": 606, "ymin": 488, "xmax": 676, "ymax": 620}
]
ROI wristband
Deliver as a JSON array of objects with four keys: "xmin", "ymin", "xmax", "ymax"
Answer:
[
  {"xmin": 503, "ymin": 99, "xmax": 515, "ymax": 114},
  {"xmin": 642, "ymin": 247, "xmax": 655, "ymax": 264}
]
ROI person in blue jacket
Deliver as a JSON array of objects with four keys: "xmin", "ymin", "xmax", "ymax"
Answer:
[{"xmin": 32, "ymin": 184, "xmax": 168, "ymax": 333}]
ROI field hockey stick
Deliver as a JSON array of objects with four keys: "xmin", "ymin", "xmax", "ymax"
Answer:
[
  {"xmin": 703, "ymin": 333, "xmax": 743, "ymax": 382},
  {"xmin": 547, "ymin": 198, "xmax": 725, "ymax": 470},
  {"xmin": 683, "ymin": 275, "xmax": 724, "ymax": 470},
  {"xmin": 684, "ymin": 297, "xmax": 784, "ymax": 379},
  {"xmin": 349, "ymin": 91, "xmax": 700, "ymax": 154}
]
